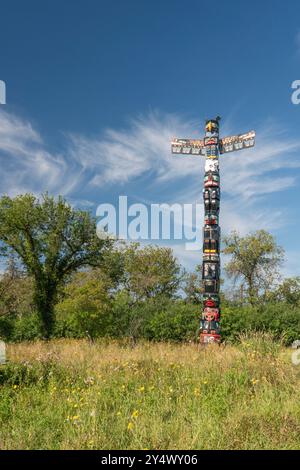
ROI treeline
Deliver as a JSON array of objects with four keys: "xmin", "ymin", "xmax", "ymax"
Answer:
[{"xmin": 0, "ymin": 193, "xmax": 300, "ymax": 344}]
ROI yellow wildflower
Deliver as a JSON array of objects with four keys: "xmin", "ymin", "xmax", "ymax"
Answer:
[{"xmin": 127, "ymin": 421, "xmax": 134, "ymax": 431}]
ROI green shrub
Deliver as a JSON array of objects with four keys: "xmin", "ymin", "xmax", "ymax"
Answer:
[
  {"xmin": 221, "ymin": 303, "xmax": 300, "ymax": 345},
  {"xmin": 11, "ymin": 313, "xmax": 43, "ymax": 342},
  {"xmin": 0, "ymin": 316, "xmax": 14, "ymax": 341},
  {"xmin": 2, "ymin": 294, "xmax": 300, "ymax": 346},
  {"xmin": 144, "ymin": 300, "xmax": 198, "ymax": 341},
  {"xmin": 54, "ymin": 271, "xmax": 113, "ymax": 339}
]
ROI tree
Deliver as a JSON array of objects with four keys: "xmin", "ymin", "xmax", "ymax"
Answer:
[
  {"xmin": 0, "ymin": 193, "xmax": 112, "ymax": 337},
  {"xmin": 55, "ymin": 269, "xmax": 113, "ymax": 339},
  {"xmin": 0, "ymin": 269, "xmax": 34, "ymax": 319},
  {"xmin": 121, "ymin": 243, "xmax": 181, "ymax": 302},
  {"xmin": 270, "ymin": 277, "xmax": 300, "ymax": 305},
  {"xmin": 182, "ymin": 266, "xmax": 202, "ymax": 304},
  {"xmin": 222, "ymin": 230, "xmax": 284, "ymax": 304}
]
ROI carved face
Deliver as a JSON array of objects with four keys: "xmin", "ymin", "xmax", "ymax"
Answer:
[
  {"xmin": 203, "ymin": 307, "xmax": 220, "ymax": 321},
  {"xmin": 203, "ymin": 294, "xmax": 220, "ymax": 308},
  {"xmin": 204, "ymin": 173, "xmax": 220, "ymax": 187},
  {"xmin": 204, "ymin": 213, "xmax": 219, "ymax": 225},
  {"xmin": 200, "ymin": 320, "xmax": 220, "ymax": 333},
  {"xmin": 205, "ymin": 159, "xmax": 219, "ymax": 173},
  {"xmin": 205, "ymin": 120, "xmax": 219, "ymax": 134}
]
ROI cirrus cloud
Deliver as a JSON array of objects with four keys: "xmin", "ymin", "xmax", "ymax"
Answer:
[{"xmin": 1, "ymin": 108, "xmax": 300, "ymax": 272}]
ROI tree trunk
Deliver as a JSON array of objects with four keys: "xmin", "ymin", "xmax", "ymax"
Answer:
[
  {"xmin": 247, "ymin": 276, "xmax": 257, "ymax": 305},
  {"xmin": 34, "ymin": 283, "xmax": 57, "ymax": 339}
]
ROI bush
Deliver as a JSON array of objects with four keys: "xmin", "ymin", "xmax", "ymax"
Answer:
[
  {"xmin": 0, "ymin": 316, "xmax": 14, "ymax": 341},
  {"xmin": 221, "ymin": 303, "xmax": 300, "ymax": 345},
  {"xmin": 144, "ymin": 300, "xmax": 199, "ymax": 341},
  {"xmin": 54, "ymin": 271, "xmax": 113, "ymax": 339},
  {"xmin": 11, "ymin": 312, "xmax": 43, "ymax": 342},
  {"xmin": 2, "ymin": 292, "xmax": 300, "ymax": 345}
]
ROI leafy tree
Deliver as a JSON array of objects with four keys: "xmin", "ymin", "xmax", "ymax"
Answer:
[
  {"xmin": 182, "ymin": 266, "xmax": 202, "ymax": 304},
  {"xmin": 98, "ymin": 243, "xmax": 183, "ymax": 343},
  {"xmin": 0, "ymin": 194, "xmax": 112, "ymax": 337},
  {"xmin": 55, "ymin": 269, "xmax": 113, "ymax": 339},
  {"xmin": 270, "ymin": 277, "xmax": 300, "ymax": 305},
  {"xmin": 222, "ymin": 230, "xmax": 284, "ymax": 304},
  {"xmin": 121, "ymin": 244, "xmax": 181, "ymax": 302},
  {"xmin": 0, "ymin": 253, "xmax": 34, "ymax": 319},
  {"xmin": 0, "ymin": 272, "xmax": 34, "ymax": 319}
]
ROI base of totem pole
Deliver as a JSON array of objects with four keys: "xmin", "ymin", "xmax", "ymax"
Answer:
[{"xmin": 199, "ymin": 333, "xmax": 221, "ymax": 345}]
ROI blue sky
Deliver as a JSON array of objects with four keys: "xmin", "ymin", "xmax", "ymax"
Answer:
[{"xmin": 1, "ymin": 0, "xmax": 300, "ymax": 277}]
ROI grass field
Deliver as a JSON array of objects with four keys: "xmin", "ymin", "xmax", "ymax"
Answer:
[{"xmin": 0, "ymin": 334, "xmax": 299, "ymax": 450}]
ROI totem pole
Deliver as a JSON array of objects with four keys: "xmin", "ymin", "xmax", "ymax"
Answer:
[{"xmin": 171, "ymin": 117, "xmax": 255, "ymax": 344}]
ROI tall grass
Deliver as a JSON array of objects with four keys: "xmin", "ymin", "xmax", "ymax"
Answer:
[{"xmin": 0, "ymin": 334, "xmax": 299, "ymax": 450}]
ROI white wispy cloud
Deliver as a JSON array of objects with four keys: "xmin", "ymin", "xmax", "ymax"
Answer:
[
  {"xmin": 2, "ymin": 108, "xmax": 299, "ymax": 202},
  {"xmin": 0, "ymin": 109, "xmax": 200, "ymax": 196},
  {"xmin": 67, "ymin": 111, "xmax": 201, "ymax": 186},
  {"xmin": 221, "ymin": 127, "xmax": 300, "ymax": 201},
  {"xmin": 0, "ymin": 109, "xmax": 69, "ymax": 196},
  {"xmin": 1, "ymin": 108, "xmax": 300, "ymax": 272},
  {"xmin": 69, "ymin": 112, "xmax": 300, "ymax": 205}
]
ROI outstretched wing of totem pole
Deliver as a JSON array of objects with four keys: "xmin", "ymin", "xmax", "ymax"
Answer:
[{"xmin": 171, "ymin": 117, "xmax": 256, "ymax": 344}]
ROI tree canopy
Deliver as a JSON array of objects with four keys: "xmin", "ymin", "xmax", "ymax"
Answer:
[
  {"xmin": 222, "ymin": 230, "xmax": 284, "ymax": 304},
  {"xmin": 121, "ymin": 243, "xmax": 181, "ymax": 302},
  {"xmin": 0, "ymin": 193, "xmax": 112, "ymax": 337}
]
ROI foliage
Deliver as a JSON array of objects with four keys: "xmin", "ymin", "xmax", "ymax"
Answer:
[
  {"xmin": 144, "ymin": 300, "xmax": 198, "ymax": 341},
  {"xmin": 221, "ymin": 303, "xmax": 300, "ymax": 345},
  {"xmin": 182, "ymin": 265, "xmax": 202, "ymax": 304},
  {"xmin": 121, "ymin": 244, "xmax": 181, "ymax": 301},
  {"xmin": 269, "ymin": 277, "xmax": 300, "ymax": 305},
  {"xmin": 55, "ymin": 270, "xmax": 113, "ymax": 339},
  {"xmin": 0, "ymin": 201, "xmax": 299, "ymax": 347},
  {"xmin": 0, "ymin": 193, "xmax": 112, "ymax": 337},
  {"xmin": 0, "ymin": 316, "xmax": 14, "ymax": 341},
  {"xmin": 222, "ymin": 230, "xmax": 284, "ymax": 304},
  {"xmin": 12, "ymin": 313, "xmax": 44, "ymax": 342},
  {"xmin": 0, "ymin": 272, "xmax": 34, "ymax": 320}
]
